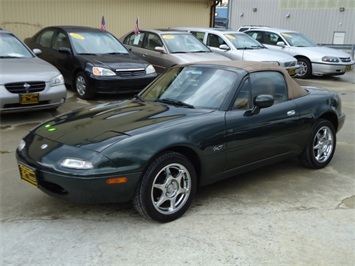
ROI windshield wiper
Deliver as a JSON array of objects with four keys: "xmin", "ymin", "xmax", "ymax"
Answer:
[
  {"xmin": 77, "ymin": 53, "xmax": 97, "ymax": 55},
  {"xmin": 157, "ymin": 98, "xmax": 194, "ymax": 109}
]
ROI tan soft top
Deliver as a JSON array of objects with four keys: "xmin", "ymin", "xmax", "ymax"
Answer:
[{"xmin": 193, "ymin": 60, "xmax": 308, "ymax": 100}]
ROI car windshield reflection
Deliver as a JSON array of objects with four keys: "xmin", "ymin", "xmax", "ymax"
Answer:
[
  {"xmin": 226, "ymin": 33, "xmax": 265, "ymax": 49},
  {"xmin": 0, "ymin": 34, "xmax": 33, "ymax": 58},
  {"xmin": 281, "ymin": 32, "xmax": 317, "ymax": 47},
  {"xmin": 141, "ymin": 66, "xmax": 237, "ymax": 109},
  {"xmin": 163, "ymin": 34, "xmax": 211, "ymax": 53},
  {"xmin": 69, "ymin": 32, "xmax": 129, "ymax": 55}
]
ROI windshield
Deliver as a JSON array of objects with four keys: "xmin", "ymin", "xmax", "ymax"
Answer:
[
  {"xmin": 0, "ymin": 33, "xmax": 34, "ymax": 58},
  {"xmin": 162, "ymin": 33, "xmax": 211, "ymax": 53},
  {"xmin": 281, "ymin": 32, "xmax": 317, "ymax": 47},
  {"xmin": 225, "ymin": 33, "xmax": 264, "ymax": 49},
  {"xmin": 140, "ymin": 65, "xmax": 237, "ymax": 109},
  {"xmin": 69, "ymin": 31, "xmax": 129, "ymax": 54}
]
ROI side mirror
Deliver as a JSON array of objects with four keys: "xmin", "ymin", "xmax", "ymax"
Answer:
[
  {"xmin": 244, "ymin": 94, "xmax": 274, "ymax": 116},
  {"xmin": 155, "ymin": 46, "xmax": 167, "ymax": 54},
  {"xmin": 58, "ymin": 47, "xmax": 71, "ymax": 54},
  {"xmin": 276, "ymin": 41, "xmax": 286, "ymax": 47},
  {"xmin": 32, "ymin": 48, "xmax": 42, "ymax": 55},
  {"xmin": 219, "ymin": 44, "xmax": 230, "ymax": 51}
]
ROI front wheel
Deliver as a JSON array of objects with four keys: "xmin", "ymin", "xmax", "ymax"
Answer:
[
  {"xmin": 297, "ymin": 57, "xmax": 312, "ymax": 79},
  {"xmin": 299, "ymin": 119, "xmax": 336, "ymax": 169},
  {"xmin": 74, "ymin": 72, "xmax": 94, "ymax": 99},
  {"xmin": 133, "ymin": 152, "xmax": 196, "ymax": 223}
]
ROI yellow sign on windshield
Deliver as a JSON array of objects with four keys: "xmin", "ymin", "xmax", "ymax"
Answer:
[
  {"xmin": 69, "ymin": 33, "xmax": 85, "ymax": 40},
  {"xmin": 163, "ymin": 35, "xmax": 175, "ymax": 39},
  {"xmin": 225, "ymin": 34, "xmax": 236, "ymax": 40}
]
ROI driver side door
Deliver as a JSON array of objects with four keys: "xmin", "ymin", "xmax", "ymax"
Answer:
[{"xmin": 225, "ymin": 71, "xmax": 301, "ymax": 173}]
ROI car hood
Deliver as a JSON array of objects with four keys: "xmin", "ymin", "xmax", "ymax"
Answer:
[
  {"xmin": 237, "ymin": 48, "xmax": 295, "ymax": 62},
  {"xmin": 0, "ymin": 57, "xmax": 60, "ymax": 84},
  {"xmin": 33, "ymin": 100, "xmax": 211, "ymax": 152},
  {"xmin": 291, "ymin": 46, "xmax": 351, "ymax": 58},
  {"xmin": 171, "ymin": 52, "xmax": 228, "ymax": 63},
  {"xmin": 77, "ymin": 53, "xmax": 150, "ymax": 68}
]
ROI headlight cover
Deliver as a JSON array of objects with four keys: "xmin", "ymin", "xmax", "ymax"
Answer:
[
  {"xmin": 322, "ymin": 56, "xmax": 339, "ymax": 63},
  {"xmin": 18, "ymin": 139, "xmax": 26, "ymax": 151},
  {"xmin": 264, "ymin": 61, "xmax": 280, "ymax": 66},
  {"xmin": 60, "ymin": 158, "xmax": 94, "ymax": 169},
  {"xmin": 146, "ymin": 64, "xmax": 156, "ymax": 74},
  {"xmin": 50, "ymin": 74, "xmax": 64, "ymax": 87},
  {"xmin": 92, "ymin": 67, "xmax": 116, "ymax": 76}
]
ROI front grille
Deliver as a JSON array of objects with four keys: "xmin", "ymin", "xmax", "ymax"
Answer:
[
  {"xmin": 340, "ymin": 57, "xmax": 351, "ymax": 63},
  {"xmin": 284, "ymin": 61, "xmax": 297, "ymax": 67},
  {"xmin": 5, "ymin": 81, "xmax": 46, "ymax": 93},
  {"xmin": 115, "ymin": 69, "xmax": 146, "ymax": 77}
]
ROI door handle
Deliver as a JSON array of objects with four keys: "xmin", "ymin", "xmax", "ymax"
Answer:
[{"xmin": 287, "ymin": 110, "xmax": 295, "ymax": 116}]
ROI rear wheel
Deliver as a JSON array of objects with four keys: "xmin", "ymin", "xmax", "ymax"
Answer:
[
  {"xmin": 133, "ymin": 151, "xmax": 196, "ymax": 223},
  {"xmin": 299, "ymin": 119, "xmax": 336, "ymax": 169},
  {"xmin": 297, "ymin": 57, "xmax": 312, "ymax": 79},
  {"xmin": 75, "ymin": 72, "xmax": 94, "ymax": 99}
]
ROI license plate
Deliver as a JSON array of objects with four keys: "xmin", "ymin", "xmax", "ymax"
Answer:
[
  {"xmin": 18, "ymin": 163, "xmax": 38, "ymax": 187},
  {"xmin": 19, "ymin": 93, "xmax": 39, "ymax": 104},
  {"xmin": 288, "ymin": 68, "xmax": 296, "ymax": 76},
  {"xmin": 345, "ymin": 65, "xmax": 352, "ymax": 72}
]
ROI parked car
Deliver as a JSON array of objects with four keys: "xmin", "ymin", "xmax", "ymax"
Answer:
[
  {"xmin": 244, "ymin": 28, "xmax": 355, "ymax": 78},
  {"xmin": 0, "ymin": 29, "xmax": 66, "ymax": 113},
  {"xmin": 172, "ymin": 27, "xmax": 300, "ymax": 76},
  {"xmin": 119, "ymin": 29, "xmax": 229, "ymax": 74},
  {"xmin": 17, "ymin": 60, "xmax": 345, "ymax": 223},
  {"xmin": 24, "ymin": 26, "xmax": 157, "ymax": 99}
]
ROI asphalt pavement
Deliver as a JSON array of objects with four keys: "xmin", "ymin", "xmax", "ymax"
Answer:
[{"xmin": 1, "ymin": 71, "xmax": 354, "ymax": 265}]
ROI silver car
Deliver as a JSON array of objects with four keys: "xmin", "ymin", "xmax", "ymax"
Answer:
[
  {"xmin": 244, "ymin": 28, "xmax": 355, "ymax": 78},
  {"xmin": 0, "ymin": 29, "xmax": 66, "ymax": 113},
  {"xmin": 172, "ymin": 27, "xmax": 300, "ymax": 76},
  {"xmin": 119, "ymin": 29, "xmax": 229, "ymax": 74}
]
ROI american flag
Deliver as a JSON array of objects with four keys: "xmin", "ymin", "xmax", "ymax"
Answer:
[
  {"xmin": 101, "ymin": 16, "xmax": 106, "ymax": 31},
  {"xmin": 134, "ymin": 17, "xmax": 140, "ymax": 34}
]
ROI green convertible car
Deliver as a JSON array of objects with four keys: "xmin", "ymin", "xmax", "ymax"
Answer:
[{"xmin": 16, "ymin": 61, "xmax": 345, "ymax": 223}]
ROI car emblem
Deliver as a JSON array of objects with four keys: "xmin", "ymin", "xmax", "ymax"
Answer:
[
  {"xmin": 41, "ymin": 144, "xmax": 48, "ymax": 150},
  {"xmin": 23, "ymin": 83, "xmax": 31, "ymax": 89}
]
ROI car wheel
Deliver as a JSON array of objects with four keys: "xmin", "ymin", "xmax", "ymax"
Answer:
[
  {"xmin": 133, "ymin": 151, "xmax": 196, "ymax": 223},
  {"xmin": 297, "ymin": 57, "xmax": 312, "ymax": 79},
  {"xmin": 299, "ymin": 120, "xmax": 336, "ymax": 169},
  {"xmin": 75, "ymin": 72, "xmax": 94, "ymax": 99}
]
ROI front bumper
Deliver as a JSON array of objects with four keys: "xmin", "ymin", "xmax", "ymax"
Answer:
[
  {"xmin": 87, "ymin": 72, "xmax": 157, "ymax": 94},
  {"xmin": 312, "ymin": 62, "xmax": 354, "ymax": 76},
  {"xmin": 16, "ymin": 156, "xmax": 141, "ymax": 204}
]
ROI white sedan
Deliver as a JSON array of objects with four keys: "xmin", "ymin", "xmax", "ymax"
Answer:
[{"xmin": 244, "ymin": 28, "xmax": 354, "ymax": 79}]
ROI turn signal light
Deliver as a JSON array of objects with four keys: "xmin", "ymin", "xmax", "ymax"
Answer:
[{"xmin": 106, "ymin": 177, "xmax": 128, "ymax": 184}]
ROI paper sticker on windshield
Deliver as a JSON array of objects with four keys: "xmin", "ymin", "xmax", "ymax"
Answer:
[
  {"xmin": 69, "ymin": 33, "xmax": 85, "ymax": 40},
  {"xmin": 225, "ymin": 34, "xmax": 236, "ymax": 40},
  {"xmin": 163, "ymin": 35, "xmax": 175, "ymax": 39},
  {"xmin": 281, "ymin": 33, "xmax": 292, "ymax": 38}
]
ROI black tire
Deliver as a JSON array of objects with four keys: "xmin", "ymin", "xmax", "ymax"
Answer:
[
  {"xmin": 74, "ymin": 72, "xmax": 94, "ymax": 99},
  {"xmin": 133, "ymin": 151, "xmax": 196, "ymax": 223},
  {"xmin": 299, "ymin": 119, "xmax": 336, "ymax": 169},
  {"xmin": 297, "ymin": 57, "xmax": 312, "ymax": 79}
]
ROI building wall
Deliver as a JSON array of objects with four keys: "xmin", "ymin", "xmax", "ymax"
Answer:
[
  {"xmin": 0, "ymin": 0, "xmax": 215, "ymax": 40},
  {"xmin": 229, "ymin": 0, "xmax": 355, "ymax": 44}
]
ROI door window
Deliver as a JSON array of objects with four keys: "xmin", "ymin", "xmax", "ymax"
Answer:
[{"xmin": 36, "ymin": 30, "xmax": 54, "ymax": 48}]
